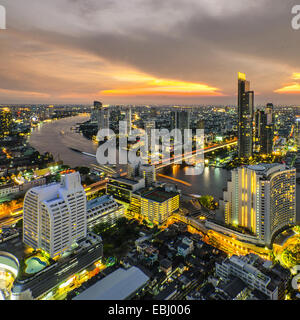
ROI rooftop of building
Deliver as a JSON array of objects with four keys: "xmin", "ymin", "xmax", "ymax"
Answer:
[
  {"xmin": 246, "ymin": 163, "xmax": 293, "ymax": 178},
  {"xmin": 160, "ymin": 258, "xmax": 172, "ymax": 269},
  {"xmin": 218, "ymin": 277, "xmax": 247, "ymax": 299},
  {"xmin": 87, "ymin": 195, "xmax": 117, "ymax": 210},
  {"xmin": 140, "ymin": 187, "xmax": 179, "ymax": 203},
  {"xmin": 224, "ymin": 254, "xmax": 290, "ymax": 292},
  {"xmin": 73, "ymin": 266, "xmax": 149, "ymax": 300},
  {"xmin": 108, "ymin": 176, "xmax": 144, "ymax": 186}
]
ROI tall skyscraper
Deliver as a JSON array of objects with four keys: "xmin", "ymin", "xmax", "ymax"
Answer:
[
  {"xmin": 296, "ymin": 116, "xmax": 300, "ymax": 151},
  {"xmin": 90, "ymin": 101, "xmax": 110, "ymax": 131},
  {"xmin": 98, "ymin": 107, "xmax": 110, "ymax": 132},
  {"xmin": 126, "ymin": 107, "xmax": 132, "ymax": 136},
  {"xmin": 221, "ymin": 164, "xmax": 296, "ymax": 245},
  {"xmin": 94, "ymin": 101, "xmax": 102, "ymax": 110},
  {"xmin": 237, "ymin": 73, "xmax": 254, "ymax": 158},
  {"xmin": 176, "ymin": 110, "xmax": 191, "ymax": 133},
  {"xmin": 90, "ymin": 101, "xmax": 102, "ymax": 122},
  {"xmin": 255, "ymin": 103, "xmax": 274, "ymax": 155},
  {"xmin": 144, "ymin": 120, "xmax": 156, "ymax": 160},
  {"xmin": 23, "ymin": 172, "xmax": 87, "ymax": 258}
]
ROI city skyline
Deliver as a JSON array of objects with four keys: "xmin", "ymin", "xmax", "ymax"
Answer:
[
  {"xmin": 0, "ymin": 0, "xmax": 299, "ymax": 303},
  {"xmin": 1, "ymin": 0, "xmax": 300, "ymax": 104}
]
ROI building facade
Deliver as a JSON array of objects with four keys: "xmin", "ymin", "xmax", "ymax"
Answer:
[
  {"xmin": 221, "ymin": 164, "xmax": 296, "ymax": 245},
  {"xmin": 23, "ymin": 172, "xmax": 87, "ymax": 258},
  {"xmin": 86, "ymin": 195, "xmax": 124, "ymax": 229},
  {"xmin": 237, "ymin": 73, "xmax": 254, "ymax": 158},
  {"xmin": 216, "ymin": 254, "xmax": 290, "ymax": 300},
  {"xmin": 140, "ymin": 187, "xmax": 180, "ymax": 225},
  {"xmin": 255, "ymin": 103, "xmax": 274, "ymax": 155}
]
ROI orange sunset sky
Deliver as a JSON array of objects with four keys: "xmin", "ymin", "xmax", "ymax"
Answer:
[{"xmin": 1, "ymin": 0, "xmax": 300, "ymax": 105}]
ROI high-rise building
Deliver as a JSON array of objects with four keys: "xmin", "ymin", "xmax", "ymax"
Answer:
[
  {"xmin": 126, "ymin": 107, "xmax": 132, "ymax": 136},
  {"xmin": 170, "ymin": 110, "xmax": 192, "ymax": 163},
  {"xmin": 237, "ymin": 73, "xmax": 254, "ymax": 158},
  {"xmin": 144, "ymin": 120, "xmax": 156, "ymax": 159},
  {"xmin": 172, "ymin": 110, "xmax": 191, "ymax": 134},
  {"xmin": 221, "ymin": 163, "xmax": 296, "ymax": 245},
  {"xmin": 255, "ymin": 103, "xmax": 274, "ymax": 155},
  {"xmin": 139, "ymin": 164, "xmax": 156, "ymax": 187},
  {"xmin": 90, "ymin": 101, "xmax": 102, "ymax": 122},
  {"xmin": 90, "ymin": 101, "xmax": 110, "ymax": 131},
  {"xmin": 98, "ymin": 107, "xmax": 110, "ymax": 132},
  {"xmin": 127, "ymin": 162, "xmax": 140, "ymax": 179},
  {"xmin": 0, "ymin": 108, "xmax": 13, "ymax": 138},
  {"xmin": 23, "ymin": 172, "xmax": 87, "ymax": 258},
  {"xmin": 296, "ymin": 116, "xmax": 300, "ymax": 151},
  {"xmin": 94, "ymin": 101, "xmax": 102, "ymax": 110}
]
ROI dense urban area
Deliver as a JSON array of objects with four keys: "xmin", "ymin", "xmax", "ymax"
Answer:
[{"xmin": 0, "ymin": 74, "xmax": 299, "ymax": 301}]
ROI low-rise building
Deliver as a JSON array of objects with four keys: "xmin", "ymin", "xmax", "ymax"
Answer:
[
  {"xmin": 73, "ymin": 266, "xmax": 149, "ymax": 300},
  {"xmin": 215, "ymin": 254, "xmax": 290, "ymax": 300},
  {"xmin": 159, "ymin": 259, "xmax": 172, "ymax": 276},
  {"xmin": 86, "ymin": 195, "xmax": 124, "ymax": 229}
]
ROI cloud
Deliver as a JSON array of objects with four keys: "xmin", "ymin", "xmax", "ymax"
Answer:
[
  {"xmin": 101, "ymin": 74, "xmax": 223, "ymax": 96},
  {"xmin": 0, "ymin": 0, "xmax": 300, "ymax": 104},
  {"xmin": 275, "ymin": 72, "xmax": 300, "ymax": 94}
]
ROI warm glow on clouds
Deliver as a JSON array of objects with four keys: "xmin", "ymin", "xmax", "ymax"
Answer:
[
  {"xmin": 292, "ymin": 73, "xmax": 300, "ymax": 80},
  {"xmin": 101, "ymin": 75, "xmax": 223, "ymax": 97},
  {"xmin": 275, "ymin": 73, "xmax": 300, "ymax": 94},
  {"xmin": 275, "ymin": 83, "xmax": 300, "ymax": 94},
  {"xmin": 0, "ymin": 88, "xmax": 50, "ymax": 98}
]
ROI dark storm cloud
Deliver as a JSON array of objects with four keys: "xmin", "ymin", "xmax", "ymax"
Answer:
[{"xmin": 0, "ymin": 0, "xmax": 300, "ymax": 104}]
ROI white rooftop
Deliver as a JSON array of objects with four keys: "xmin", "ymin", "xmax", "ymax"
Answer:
[{"xmin": 73, "ymin": 267, "xmax": 149, "ymax": 300}]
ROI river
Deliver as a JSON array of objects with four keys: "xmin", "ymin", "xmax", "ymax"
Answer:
[
  {"xmin": 28, "ymin": 115, "xmax": 300, "ymax": 222},
  {"xmin": 28, "ymin": 115, "xmax": 99, "ymax": 168}
]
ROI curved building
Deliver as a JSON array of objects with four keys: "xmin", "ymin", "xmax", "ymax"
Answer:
[{"xmin": 221, "ymin": 163, "xmax": 296, "ymax": 246}]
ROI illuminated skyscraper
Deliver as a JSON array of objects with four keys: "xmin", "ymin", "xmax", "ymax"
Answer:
[
  {"xmin": 126, "ymin": 107, "xmax": 132, "ymax": 136},
  {"xmin": 175, "ymin": 110, "xmax": 190, "ymax": 133},
  {"xmin": 296, "ymin": 116, "xmax": 300, "ymax": 151},
  {"xmin": 90, "ymin": 101, "xmax": 110, "ymax": 131},
  {"xmin": 255, "ymin": 103, "xmax": 274, "ymax": 155},
  {"xmin": 98, "ymin": 107, "xmax": 110, "ymax": 132},
  {"xmin": 237, "ymin": 73, "xmax": 254, "ymax": 158},
  {"xmin": 90, "ymin": 101, "xmax": 102, "ymax": 122},
  {"xmin": 144, "ymin": 120, "xmax": 156, "ymax": 159},
  {"xmin": 23, "ymin": 172, "xmax": 87, "ymax": 258},
  {"xmin": 221, "ymin": 164, "xmax": 296, "ymax": 245}
]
